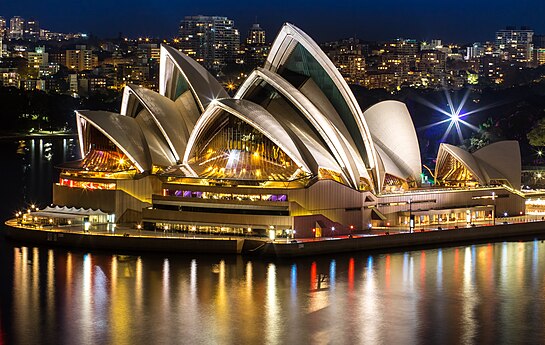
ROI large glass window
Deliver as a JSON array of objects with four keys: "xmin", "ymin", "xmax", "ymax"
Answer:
[
  {"xmin": 188, "ymin": 114, "xmax": 303, "ymax": 181},
  {"xmin": 279, "ymin": 43, "xmax": 369, "ymax": 165},
  {"xmin": 436, "ymin": 154, "xmax": 478, "ymax": 187},
  {"xmin": 163, "ymin": 189, "xmax": 288, "ymax": 202},
  {"xmin": 59, "ymin": 178, "xmax": 116, "ymax": 190},
  {"xmin": 79, "ymin": 126, "xmax": 135, "ymax": 172}
]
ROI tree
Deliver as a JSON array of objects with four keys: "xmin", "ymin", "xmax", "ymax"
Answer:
[
  {"xmin": 464, "ymin": 118, "xmax": 503, "ymax": 152},
  {"xmin": 527, "ymin": 117, "xmax": 545, "ymax": 147}
]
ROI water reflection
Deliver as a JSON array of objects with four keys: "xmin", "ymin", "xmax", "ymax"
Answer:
[
  {"xmin": 3, "ymin": 138, "xmax": 78, "ymax": 218},
  {"xmin": 4, "ymin": 239, "xmax": 545, "ymax": 344}
]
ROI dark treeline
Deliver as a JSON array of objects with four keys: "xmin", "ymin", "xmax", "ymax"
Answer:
[
  {"xmin": 0, "ymin": 87, "xmax": 122, "ymax": 134},
  {"xmin": 352, "ymin": 81, "xmax": 545, "ymax": 165},
  {"xmin": 2, "ymin": 81, "xmax": 545, "ymax": 166}
]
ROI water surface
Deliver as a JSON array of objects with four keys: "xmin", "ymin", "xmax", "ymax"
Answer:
[{"xmin": 1, "ymin": 138, "xmax": 544, "ymax": 345}]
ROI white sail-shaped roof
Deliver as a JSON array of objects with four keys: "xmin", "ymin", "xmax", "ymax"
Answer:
[
  {"xmin": 132, "ymin": 108, "xmax": 176, "ymax": 167},
  {"xmin": 375, "ymin": 145, "xmax": 409, "ymax": 183},
  {"xmin": 159, "ymin": 45, "xmax": 229, "ymax": 111},
  {"xmin": 76, "ymin": 111, "xmax": 152, "ymax": 172},
  {"xmin": 473, "ymin": 141, "xmax": 521, "ymax": 189},
  {"xmin": 436, "ymin": 144, "xmax": 485, "ymax": 184},
  {"xmin": 121, "ymin": 84, "xmax": 189, "ymax": 162},
  {"xmin": 71, "ymin": 24, "xmax": 437, "ymax": 192},
  {"xmin": 236, "ymin": 68, "xmax": 366, "ymax": 189},
  {"xmin": 363, "ymin": 100, "xmax": 422, "ymax": 189},
  {"xmin": 435, "ymin": 142, "xmax": 521, "ymax": 189},
  {"xmin": 265, "ymin": 23, "xmax": 379, "ymax": 188},
  {"xmin": 184, "ymin": 99, "xmax": 315, "ymax": 174}
]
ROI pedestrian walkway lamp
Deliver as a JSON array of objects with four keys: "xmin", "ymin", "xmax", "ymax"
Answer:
[
  {"xmin": 409, "ymin": 198, "xmax": 414, "ymax": 233},
  {"xmin": 492, "ymin": 192, "xmax": 496, "ymax": 226}
]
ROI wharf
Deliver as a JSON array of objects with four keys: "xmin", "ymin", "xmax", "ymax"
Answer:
[{"xmin": 3, "ymin": 219, "xmax": 545, "ymax": 258}]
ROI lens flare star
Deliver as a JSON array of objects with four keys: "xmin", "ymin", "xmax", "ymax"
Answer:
[{"xmin": 417, "ymin": 89, "xmax": 483, "ymax": 144}]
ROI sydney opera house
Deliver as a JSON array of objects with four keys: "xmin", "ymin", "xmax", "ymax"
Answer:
[{"xmin": 53, "ymin": 23, "xmax": 525, "ymax": 238}]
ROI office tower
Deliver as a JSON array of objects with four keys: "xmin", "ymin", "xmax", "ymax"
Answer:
[
  {"xmin": 323, "ymin": 38, "xmax": 366, "ymax": 84},
  {"xmin": 495, "ymin": 26, "xmax": 534, "ymax": 64},
  {"xmin": 24, "ymin": 18, "xmax": 40, "ymax": 39},
  {"xmin": 246, "ymin": 23, "xmax": 265, "ymax": 45},
  {"xmin": 243, "ymin": 23, "xmax": 268, "ymax": 68},
  {"xmin": 179, "ymin": 15, "xmax": 240, "ymax": 69},
  {"xmin": 0, "ymin": 17, "xmax": 6, "ymax": 38},
  {"xmin": 9, "ymin": 16, "xmax": 25, "ymax": 39},
  {"xmin": 66, "ymin": 45, "xmax": 98, "ymax": 71}
]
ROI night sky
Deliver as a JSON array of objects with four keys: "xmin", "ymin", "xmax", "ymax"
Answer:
[{"xmin": 1, "ymin": 0, "xmax": 544, "ymax": 43}]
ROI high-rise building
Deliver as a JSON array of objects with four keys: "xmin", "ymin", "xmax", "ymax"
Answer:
[
  {"xmin": 25, "ymin": 46, "xmax": 49, "ymax": 77},
  {"xmin": 137, "ymin": 43, "xmax": 161, "ymax": 63},
  {"xmin": 0, "ymin": 17, "xmax": 6, "ymax": 38},
  {"xmin": 66, "ymin": 45, "xmax": 98, "ymax": 71},
  {"xmin": 420, "ymin": 39, "xmax": 443, "ymax": 51},
  {"xmin": 246, "ymin": 23, "xmax": 265, "ymax": 45},
  {"xmin": 385, "ymin": 38, "xmax": 419, "ymax": 56},
  {"xmin": 24, "ymin": 18, "xmax": 40, "ymax": 39},
  {"xmin": 178, "ymin": 15, "xmax": 240, "ymax": 69},
  {"xmin": 9, "ymin": 16, "xmax": 25, "ymax": 39},
  {"xmin": 416, "ymin": 50, "xmax": 446, "ymax": 86},
  {"xmin": 242, "ymin": 23, "xmax": 269, "ymax": 68},
  {"xmin": 380, "ymin": 38, "xmax": 419, "ymax": 86},
  {"xmin": 495, "ymin": 26, "xmax": 534, "ymax": 65},
  {"xmin": 322, "ymin": 38, "xmax": 366, "ymax": 84},
  {"xmin": 465, "ymin": 42, "xmax": 485, "ymax": 61}
]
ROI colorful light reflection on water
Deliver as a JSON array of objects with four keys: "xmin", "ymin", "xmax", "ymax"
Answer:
[
  {"xmin": 2, "ymin": 239, "xmax": 545, "ymax": 344},
  {"xmin": 1, "ymin": 138, "xmax": 545, "ymax": 344}
]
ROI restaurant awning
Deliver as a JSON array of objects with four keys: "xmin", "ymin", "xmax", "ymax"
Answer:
[{"xmin": 32, "ymin": 206, "xmax": 109, "ymax": 219}]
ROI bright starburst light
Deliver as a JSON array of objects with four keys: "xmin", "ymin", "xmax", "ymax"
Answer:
[{"xmin": 418, "ymin": 89, "xmax": 486, "ymax": 144}]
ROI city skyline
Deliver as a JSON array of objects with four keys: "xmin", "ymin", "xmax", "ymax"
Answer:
[{"xmin": 1, "ymin": 0, "xmax": 544, "ymax": 42}]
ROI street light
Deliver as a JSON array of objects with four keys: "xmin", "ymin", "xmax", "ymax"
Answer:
[
  {"xmin": 492, "ymin": 192, "xmax": 496, "ymax": 226},
  {"xmin": 331, "ymin": 226, "xmax": 335, "ymax": 238},
  {"xmin": 409, "ymin": 198, "xmax": 414, "ymax": 233}
]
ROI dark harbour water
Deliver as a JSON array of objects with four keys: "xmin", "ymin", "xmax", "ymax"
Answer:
[{"xmin": 2, "ymin": 139, "xmax": 545, "ymax": 345}]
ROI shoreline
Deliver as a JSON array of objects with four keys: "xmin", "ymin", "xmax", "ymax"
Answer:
[
  {"xmin": 0, "ymin": 131, "xmax": 77, "ymax": 141},
  {"xmin": 4, "ymin": 219, "xmax": 545, "ymax": 258}
]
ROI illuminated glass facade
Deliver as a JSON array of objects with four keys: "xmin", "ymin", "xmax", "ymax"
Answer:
[
  {"xmin": 80, "ymin": 127, "xmax": 135, "ymax": 172},
  {"xmin": 188, "ymin": 114, "xmax": 302, "ymax": 180},
  {"xmin": 59, "ymin": 178, "xmax": 116, "ymax": 190},
  {"xmin": 163, "ymin": 189, "xmax": 288, "ymax": 202},
  {"xmin": 436, "ymin": 154, "xmax": 476, "ymax": 186}
]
